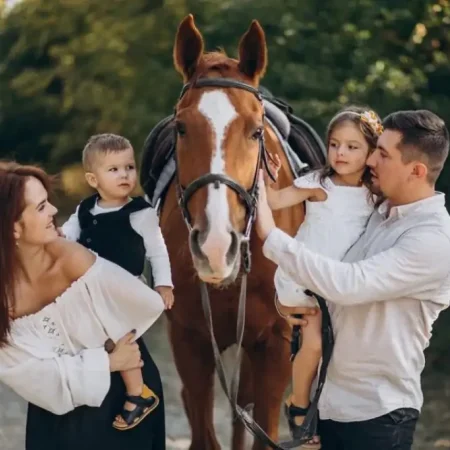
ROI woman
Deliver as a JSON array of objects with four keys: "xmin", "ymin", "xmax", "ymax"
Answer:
[{"xmin": 0, "ymin": 161, "xmax": 166, "ymax": 450}]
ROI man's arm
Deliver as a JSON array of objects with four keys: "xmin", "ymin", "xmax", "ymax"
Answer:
[{"xmin": 263, "ymin": 227, "xmax": 450, "ymax": 305}]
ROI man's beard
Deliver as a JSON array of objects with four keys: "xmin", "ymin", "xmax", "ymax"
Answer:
[
  {"xmin": 370, "ymin": 183, "xmax": 383, "ymax": 196},
  {"xmin": 368, "ymin": 177, "xmax": 385, "ymax": 200}
]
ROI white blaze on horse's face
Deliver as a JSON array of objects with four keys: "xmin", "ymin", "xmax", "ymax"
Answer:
[{"xmin": 197, "ymin": 90, "xmax": 237, "ymax": 278}]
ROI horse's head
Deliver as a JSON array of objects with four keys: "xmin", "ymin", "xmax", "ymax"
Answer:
[{"xmin": 173, "ymin": 14, "xmax": 268, "ymax": 287}]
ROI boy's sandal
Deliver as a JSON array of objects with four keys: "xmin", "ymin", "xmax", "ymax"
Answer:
[
  {"xmin": 284, "ymin": 400, "xmax": 321, "ymax": 449},
  {"xmin": 112, "ymin": 389, "xmax": 159, "ymax": 431}
]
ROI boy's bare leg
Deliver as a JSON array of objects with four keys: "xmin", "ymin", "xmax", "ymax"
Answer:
[
  {"xmin": 121, "ymin": 368, "xmax": 145, "ymax": 411},
  {"xmin": 113, "ymin": 368, "xmax": 158, "ymax": 426}
]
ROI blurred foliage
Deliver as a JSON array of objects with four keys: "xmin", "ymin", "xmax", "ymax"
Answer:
[
  {"xmin": 1, "ymin": 0, "xmax": 450, "ymax": 363},
  {"xmin": 2, "ymin": 1, "xmax": 450, "ymax": 172}
]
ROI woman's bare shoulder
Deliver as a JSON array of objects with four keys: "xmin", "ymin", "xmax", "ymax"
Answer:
[{"xmin": 46, "ymin": 238, "xmax": 96, "ymax": 282}]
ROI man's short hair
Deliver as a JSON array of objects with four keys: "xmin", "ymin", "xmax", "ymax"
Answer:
[
  {"xmin": 382, "ymin": 110, "xmax": 449, "ymax": 184},
  {"xmin": 82, "ymin": 133, "xmax": 133, "ymax": 171}
]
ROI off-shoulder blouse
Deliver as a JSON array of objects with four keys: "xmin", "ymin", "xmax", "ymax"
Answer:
[{"xmin": 0, "ymin": 256, "xmax": 164, "ymax": 415}]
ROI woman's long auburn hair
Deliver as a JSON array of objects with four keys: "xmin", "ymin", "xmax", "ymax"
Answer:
[{"xmin": 0, "ymin": 161, "xmax": 54, "ymax": 347}]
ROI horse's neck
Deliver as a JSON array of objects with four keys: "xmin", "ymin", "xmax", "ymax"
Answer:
[{"xmin": 264, "ymin": 123, "xmax": 305, "ymax": 238}]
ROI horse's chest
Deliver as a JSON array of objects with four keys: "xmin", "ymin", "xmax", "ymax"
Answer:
[{"xmin": 170, "ymin": 285, "xmax": 270, "ymax": 343}]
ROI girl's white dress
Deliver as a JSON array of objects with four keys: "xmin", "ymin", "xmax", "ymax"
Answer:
[{"xmin": 274, "ymin": 170, "xmax": 374, "ymax": 307}]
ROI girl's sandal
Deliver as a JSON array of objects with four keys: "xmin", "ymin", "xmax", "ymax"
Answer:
[
  {"xmin": 112, "ymin": 386, "xmax": 159, "ymax": 431},
  {"xmin": 284, "ymin": 399, "xmax": 321, "ymax": 449}
]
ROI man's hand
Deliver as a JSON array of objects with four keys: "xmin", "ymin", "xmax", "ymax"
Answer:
[
  {"xmin": 155, "ymin": 286, "xmax": 174, "ymax": 310},
  {"xmin": 255, "ymin": 169, "xmax": 277, "ymax": 241},
  {"xmin": 264, "ymin": 153, "xmax": 281, "ymax": 186},
  {"xmin": 276, "ymin": 301, "xmax": 320, "ymax": 327}
]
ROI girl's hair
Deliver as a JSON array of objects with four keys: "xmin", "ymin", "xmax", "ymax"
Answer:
[
  {"xmin": 320, "ymin": 105, "xmax": 383, "ymax": 189},
  {"xmin": 0, "ymin": 161, "xmax": 54, "ymax": 347}
]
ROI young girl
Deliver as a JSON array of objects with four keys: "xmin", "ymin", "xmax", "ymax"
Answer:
[{"xmin": 266, "ymin": 106, "xmax": 383, "ymax": 448}]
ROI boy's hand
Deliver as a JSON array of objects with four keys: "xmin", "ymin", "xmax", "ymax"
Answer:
[
  {"xmin": 155, "ymin": 286, "xmax": 174, "ymax": 310},
  {"xmin": 309, "ymin": 188, "xmax": 328, "ymax": 202},
  {"xmin": 264, "ymin": 153, "xmax": 281, "ymax": 185}
]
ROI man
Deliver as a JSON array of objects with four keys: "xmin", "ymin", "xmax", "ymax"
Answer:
[{"xmin": 256, "ymin": 110, "xmax": 450, "ymax": 450}]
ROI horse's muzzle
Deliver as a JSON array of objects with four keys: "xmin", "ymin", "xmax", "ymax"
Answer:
[{"xmin": 189, "ymin": 228, "xmax": 241, "ymax": 285}]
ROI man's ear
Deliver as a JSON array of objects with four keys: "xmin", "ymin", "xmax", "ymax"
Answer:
[{"xmin": 411, "ymin": 162, "xmax": 428, "ymax": 181}]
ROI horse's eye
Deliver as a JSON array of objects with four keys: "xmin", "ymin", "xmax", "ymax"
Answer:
[
  {"xmin": 176, "ymin": 121, "xmax": 186, "ymax": 137},
  {"xmin": 251, "ymin": 127, "xmax": 263, "ymax": 141}
]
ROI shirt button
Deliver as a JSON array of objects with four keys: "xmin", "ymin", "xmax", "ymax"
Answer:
[
  {"xmin": 93, "ymin": 219, "xmax": 97, "ymax": 225},
  {"xmin": 86, "ymin": 238, "xmax": 92, "ymax": 243}
]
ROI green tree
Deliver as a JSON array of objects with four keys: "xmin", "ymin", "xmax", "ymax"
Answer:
[
  {"xmin": 0, "ymin": 0, "xmax": 188, "ymax": 168},
  {"xmin": 1, "ymin": 0, "xmax": 450, "ymax": 191}
]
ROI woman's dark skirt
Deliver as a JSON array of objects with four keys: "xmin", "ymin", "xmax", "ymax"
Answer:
[{"xmin": 25, "ymin": 338, "xmax": 165, "ymax": 450}]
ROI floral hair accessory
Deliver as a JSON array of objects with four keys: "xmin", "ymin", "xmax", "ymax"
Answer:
[{"xmin": 360, "ymin": 110, "xmax": 383, "ymax": 136}]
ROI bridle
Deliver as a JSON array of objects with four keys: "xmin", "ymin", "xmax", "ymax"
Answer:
[{"xmin": 174, "ymin": 77, "xmax": 276, "ymax": 272}]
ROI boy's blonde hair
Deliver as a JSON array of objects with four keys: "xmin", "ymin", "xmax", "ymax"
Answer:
[{"xmin": 82, "ymin": 133, "xmax": 133, "ymax": 171}]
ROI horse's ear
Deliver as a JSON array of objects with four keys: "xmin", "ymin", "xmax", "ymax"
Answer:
[
  {"xmin": 174, "ymin": 14, "xmax": 204, "ymax": 82},
  {"xmin": 238, "ymin": 20, "xmax": 267, "ymax": 83}
]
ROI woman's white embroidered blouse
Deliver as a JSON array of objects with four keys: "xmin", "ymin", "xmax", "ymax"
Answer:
[{"xmin": 0, "ymin": 257, "xmax": 164, "ymax": 415}]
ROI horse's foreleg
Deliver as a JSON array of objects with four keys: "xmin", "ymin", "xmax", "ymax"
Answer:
[
  {"xmin": 232, "ymin": 351, "xmax": 254, "ymax": 450},
  {"xmin": 168, "ymin": 322, "xmax": 220, "ymax": 450},
  {"xmin": 248, "ymin": 326, "xmax": 291, "ymax": 450}
]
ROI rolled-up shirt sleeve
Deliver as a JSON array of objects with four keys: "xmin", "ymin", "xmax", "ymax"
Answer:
[
  {"xmin": 0, "ymin": 346, "xmax": 110, "ymax": 415},
  {"xmin": 263, "ymin": 227, "xmax": 450, "ymax": 306}
]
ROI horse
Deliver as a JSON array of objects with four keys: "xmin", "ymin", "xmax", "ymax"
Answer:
[{"xmin": 140, "ymin": 14, "xmax": 325, "ymax": 450}]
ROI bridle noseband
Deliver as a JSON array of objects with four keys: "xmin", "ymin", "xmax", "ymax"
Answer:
[{"xmin": 174, "ymin": 78, "xmax": 275, "ymax": 272}]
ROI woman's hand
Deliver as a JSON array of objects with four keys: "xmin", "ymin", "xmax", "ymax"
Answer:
[{"xmin": 108, "ymin": 331, "xmax": 143, "ymax": 372}]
